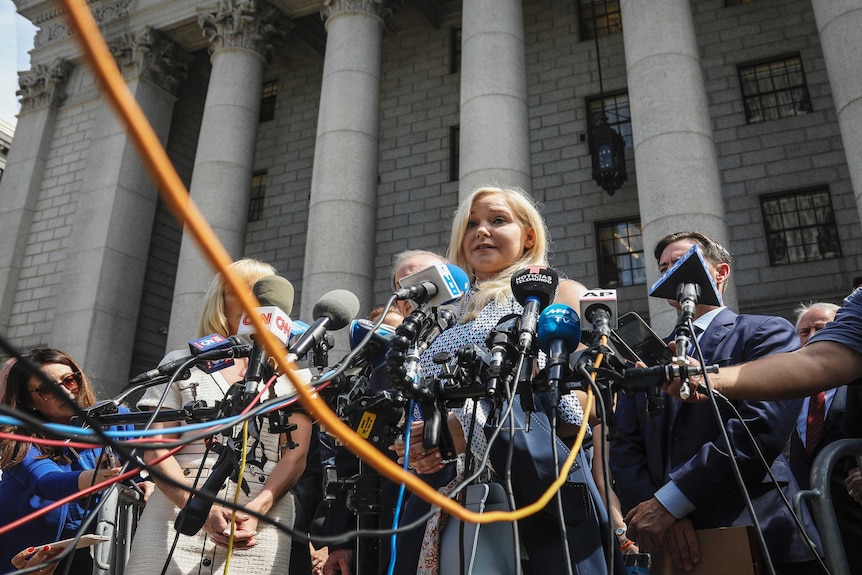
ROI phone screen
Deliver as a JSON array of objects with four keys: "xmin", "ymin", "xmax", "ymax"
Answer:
[{"xmin": 614, "ymin": 312, "xmax": 674, "ymax": 366}]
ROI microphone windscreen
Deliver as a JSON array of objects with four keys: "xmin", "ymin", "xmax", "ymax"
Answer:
[
  {"xmin": 511, "ymin": 267, "xmax": 559, "ymax": 309},
  {"xmin": 536, "ymin": 304, "xmax": 581, "ymax": 352},
  {"xmin": 313, "ymin": 289, "xmax": 361, "ymax": 330},
  {"xmin": 252, "ymin": 275, "xmax": 295, "ymax": 315},
  {"xmin": 445, "ymin": 264, "xmax": 471, "ymax": 294}
]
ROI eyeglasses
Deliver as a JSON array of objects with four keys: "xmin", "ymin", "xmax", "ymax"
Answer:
[{"xmin": 30, "ymin": 372, "xmax": 82, "ymax": 401}]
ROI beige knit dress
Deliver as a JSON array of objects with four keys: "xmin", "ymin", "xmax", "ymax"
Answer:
[{"xmin": 125, "ymin": 365, "xmax": 295, "ymax": 575}]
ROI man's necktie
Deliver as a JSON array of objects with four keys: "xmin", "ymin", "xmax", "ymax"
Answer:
[{"xmin": 805, "ymin": 390, "xmax": 826, "ymax": 458}]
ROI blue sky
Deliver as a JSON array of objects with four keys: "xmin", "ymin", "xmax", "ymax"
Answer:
[{"xmin": 1, "ymin": 0, "xmax": 36, "ymax": 128}]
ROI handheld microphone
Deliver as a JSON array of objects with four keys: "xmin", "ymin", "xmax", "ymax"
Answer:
[
  {"xmin": 128, "ymin": 335, "xmax": 251, "ymax": 385},
  {"xmin": 175, "ymin": 442, "xmax": 238, "ymax": 536},
  {"xmin": 536, "ymin": 304, "xmax": 581, "ymax": 390},
  {"xmin": 348, "ymin": 318, "xmax": 396, "ymax": 369},
  {"xmin": 579, "ymin": 289, "xmax": 618, "ymax": 343},
  {"xmin": 289, "ymin": 289, "xmax": 361, "ymax": 358},
  {"xmin": 395, "ymin": 263, "xmax": 470, "ymax": 307},
  {"xmin": 511, "ymin": 267, "xmax": 559, "ymax": 353}
]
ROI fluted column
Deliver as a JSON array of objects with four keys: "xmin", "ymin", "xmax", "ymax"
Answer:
[
  {"xmin": 0, "ymin": 59, "xmax": 70, "ymax": 336},
  {"xmin": 50, "ymin": 29, "xmax": 189, "ymax": 394},
  {"xmin": 168, "ymin": 0, "xmax": 281, "ymax": 350},
  {"xmin": 302, "ymin": 0, "xmax": 388, "ymax": 324},
  {"xmin": 458, "ymin": 0, "xmax": 531, "ymax": 199},
  {"xmin": 620, "ymin": 0, "xmax": 733, "ymax": 334},
  {"xmin": 812, "ymin": 0, "xmax": 862, "ymax": 227}
]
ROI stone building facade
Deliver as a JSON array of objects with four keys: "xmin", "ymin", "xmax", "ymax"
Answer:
[{"xmin": 1, "ymin": 0, "xmax": 860, "ymax": 396}]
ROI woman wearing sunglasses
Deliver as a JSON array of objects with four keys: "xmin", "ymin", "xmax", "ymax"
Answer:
[{"xmin": 0, "ymin": 348, "xmax": 133, "ymax": 574}]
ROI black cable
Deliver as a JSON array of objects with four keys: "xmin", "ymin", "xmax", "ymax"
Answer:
[
  {"xmin": 548, "ymin": 382, "xmax": 575, "ymax": 575},
  {"xmin": 708, "ymin": 389, "xmax": 829, "ymax": 575}
]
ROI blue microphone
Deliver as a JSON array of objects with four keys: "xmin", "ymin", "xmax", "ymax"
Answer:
[
  {"xmin": 537, "ymin": 304, "xmax": 581, "ymax": 389},
  {"xmin": 348, "ymin": 318, "xmax": 396, "ymax": 369},
  {"xmin": 395, "ymin": 263, "xmax": 470, "ymax": 307}
]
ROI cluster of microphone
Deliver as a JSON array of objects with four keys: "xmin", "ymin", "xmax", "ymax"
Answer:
[{"xmin": 120, "ymin": 246, "xmax": 727, "ymax": 538}]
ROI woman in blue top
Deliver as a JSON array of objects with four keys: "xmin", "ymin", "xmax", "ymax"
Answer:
[{"xmin": 0, "ymin": 348, "xmax": 127, "ymax": 574}]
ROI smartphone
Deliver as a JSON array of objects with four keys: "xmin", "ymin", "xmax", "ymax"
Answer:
[
  {"xmin": 612, "ymin": 311, "xmax": 674, "ymax": 366},
  {"xmin": 34, "ymin": 534, "xmax": 110, "ymax": 551}
]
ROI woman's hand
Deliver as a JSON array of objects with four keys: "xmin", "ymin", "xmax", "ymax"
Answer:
[
  {"xmin": 390, "ymin": 421, "xmax": 443, "ymax": 474},
  {"xmin": 11, "ymin": 545, "xmax": 61, "ymax": 575},
  {"xmin": 204, "ymin": 504, "xmax": 260, "ymax": 549},
  {"xmin": 78, "ymin": 466, "xmax": 121, "ymax": 490}
]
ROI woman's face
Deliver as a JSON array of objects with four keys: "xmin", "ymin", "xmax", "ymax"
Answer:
[
  {"xmin": 27, "ymin": 362, "xmax": 80, "ymax": 423},
  {"xmin": 461, "ymin": 193, "xmax": 535, "ymax": 281},
  {"xmin": 224, "ymin": 281, "xmax": 254, "ymax": 335}
]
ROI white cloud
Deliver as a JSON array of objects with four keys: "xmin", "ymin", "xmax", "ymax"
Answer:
[{"xmin": 0, "ymin": 0, "xmax": 36, "ymax": 128}]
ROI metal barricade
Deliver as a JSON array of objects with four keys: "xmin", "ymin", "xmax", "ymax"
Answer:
[
  {"xmin": 93, "ymin": 484, "xmax": 145, "ymax": 575},
  {"xmin": 793, "ymin": 437, "xmax": 862, "ymax": 575}
]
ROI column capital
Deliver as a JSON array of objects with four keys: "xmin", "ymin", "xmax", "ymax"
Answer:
[
  {"xmin": 16, "ymin": 59, "xmax": 72, "ymax": 113},
  {"xmin": 322, "ymin": 0, "xmax": 393, "ymax": 21},
  {"xmin": 109, "ymin": 27, "xmax": 192, "ymax": 95},
  {"xmin": 197, "ymin": 0, "xmax": 287, "ymax": 58}
]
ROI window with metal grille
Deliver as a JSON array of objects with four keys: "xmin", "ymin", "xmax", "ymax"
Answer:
[
  {"xmin": 450, "ymin": 28, "xmax": 462, "ymax": 74},
  {"xmin": 580, "ymin": 0, "xmax": 622, "ymax": 41},
  {"xmin": 449, "ymin": 125, "xmax": 460, "ymax": 182},
  {"xmin": 738, "ymin": 55, "xmax": 811, "ymax": 124},
  {"xmin": 761, "ymin": 187, "xmax": 841, "ymax": 265},
  {"xmin": 248, "ymin": 171, "xmax": 267, "ymax": 222},
  {"xmin": 259, "ymin": 80, "xmax": 278, "ymax": 123},
  {"xmin": 587, "ymin": 92, "xmax": 633, "ymax": 147},
  {"xmin": 596, "ymin": 219, "xmax": 646, "ymax": 287}
]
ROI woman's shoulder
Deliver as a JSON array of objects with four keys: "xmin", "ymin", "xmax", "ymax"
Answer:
[{"xmin": 556, "ymin": 278, "xmax": 588, "ymax": 305}]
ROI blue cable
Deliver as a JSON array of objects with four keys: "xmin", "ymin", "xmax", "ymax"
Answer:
[{"xmin": 386, "ymin": 399, "xmax": 416, "ymax": 575}]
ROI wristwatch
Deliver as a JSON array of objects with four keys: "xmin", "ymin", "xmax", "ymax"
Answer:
[{"xmin": 614, "ymin": 526, "xmax": 627, "ymax": 539}]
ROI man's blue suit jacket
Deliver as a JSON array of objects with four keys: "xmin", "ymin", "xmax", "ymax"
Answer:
[{"xmin": 610, "ymin": 307, "xmax": 821, "ymax": 565}]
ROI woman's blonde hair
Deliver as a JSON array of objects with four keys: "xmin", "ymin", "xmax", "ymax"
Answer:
[
  {"xmin": 195, "ymin": 258, "xmax": 278, "ymax": 338},
  {"xmin": 447, "ymin": 186, "xmax": 549, "ymax": 320}
]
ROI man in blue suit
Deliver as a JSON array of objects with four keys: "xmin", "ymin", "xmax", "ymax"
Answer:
[{"xmin": 610, "ymin": 231, "xmax": 822, "ymax": 574}]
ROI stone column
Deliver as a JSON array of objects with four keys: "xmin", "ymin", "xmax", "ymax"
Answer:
[
  {"xmin": 0, "ymin": 59, "xmax": 70, "ymax": 336},
  {"xmin": 620, "ymin": 0, "xmax": 733, "ymax": 334},
  {"xmin": 301, "ymin": 0, "xmax": 388, "ymax": 324},
  {"xmin": 458, "ymin": 0, "xmax": 531, "ymax": 199},
  {"xmin": 49, "ymin": 29, "xmax": 188, "ymax": 394},
  {"xmin": 812, "ymin": 0, "xmax": 862, "ymax": 226},
  {"xmin": 168, "ymin": 0, "xmax": 281, "ymax": 350}
]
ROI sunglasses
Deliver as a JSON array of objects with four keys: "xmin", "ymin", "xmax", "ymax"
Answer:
[{"xmin": 30, "ymin": 372, "xmax": 82, "ymax": 401}]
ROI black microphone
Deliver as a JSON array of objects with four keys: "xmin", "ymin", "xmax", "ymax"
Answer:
[
  {"xmin": 510, "ymin": 267, "xmax": 559, "ymax": 353},
  {"xmin": 484, "ymin": 313, "xmax": 520, "ymax": 397},
  {"xmin": 128, "ymin": 336, "xmax": 251, "ymax": 385},
  {"xmin": 289, "ymin": 289, "xmax": 361, "ymax": 358},
  {"xmin": 648, "ymin": 244, "xmax": 722, "ymax": 399},
  {"xmin": 175, "ymin": 442, "xmax": 238, "ymax": 536},
  {"xmin": 579, "ymin": 289, "xmax": 618, "ymax": 344}
]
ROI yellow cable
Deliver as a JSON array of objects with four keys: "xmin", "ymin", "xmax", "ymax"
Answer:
[
  {"xmin": 223, "ymin": 421, "xmax": 249, "ymax": 574},
  {"xmin": 58, "ymin": 0, "xmax": 601, "ymax": 525}
]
